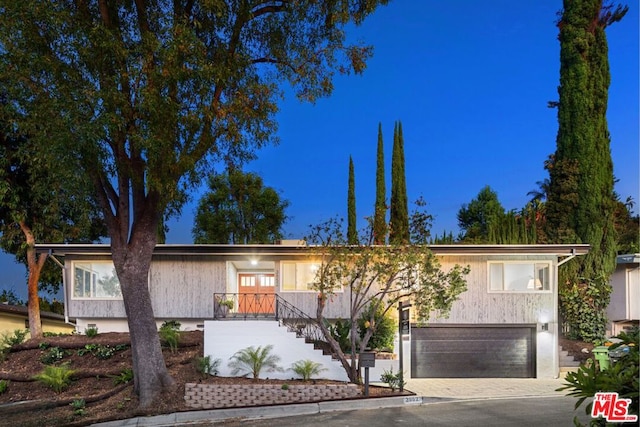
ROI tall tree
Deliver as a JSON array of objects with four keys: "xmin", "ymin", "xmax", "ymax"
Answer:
[
  {"xmin": 192, "ymin": 169, "xmax": 288, "ymax": 244},
  {"xmin": 347, "ymin": 156, "xmax": 357, "ymax": 245},
  {"xmin": 457, "ymin": 186, "xmax": 505, "ymax": 243},
  {"xmin": 0, "ymin": 0, "xmax": 388, "ymax": 406},
  {"xmin": 373, "ymin": 123, "xmax": 387, "ymax": 245},
  {"xmin": 545, "ymin": 1, "xmax": 627, "ymax": 341},
  {"xmin": 389, "ymin": 121, "xmax": 409, "ymax": 244},
  {"xmin": 0, "ymin": 111, "xmax": 104, "ymax": 338}
]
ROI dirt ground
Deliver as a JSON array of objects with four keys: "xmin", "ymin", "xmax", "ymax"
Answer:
[
  {"xmin": 0, "ymin": 331, "xmax": 402, "ymax": 427},
  {"xmin": 559, "ymin": 335, "xmax": 595, "ymax": 363}
]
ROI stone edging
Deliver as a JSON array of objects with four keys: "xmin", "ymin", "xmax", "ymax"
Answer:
[{"xmin": 184, "ymin": 383, "xmax": 361, "ymax": 409}]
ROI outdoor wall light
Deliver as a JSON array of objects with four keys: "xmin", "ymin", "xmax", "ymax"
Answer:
[{"xmin": 541, "ymin": 323, "xmax": 549, "ymax": 332}]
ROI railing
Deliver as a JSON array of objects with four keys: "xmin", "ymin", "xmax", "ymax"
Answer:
[
  {"xmin": 213, "ymin": 293, "xmax": 276, "ymax": 320},
  {"xmin": 211, "ymin": 293, "xmax": 338, "ymax": 360}
]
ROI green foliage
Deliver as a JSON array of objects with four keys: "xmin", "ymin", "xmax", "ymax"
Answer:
[
  {"xmin": 559, "ymin": 276, "xmax": 611, "ymax": 342},
  {"xmin": 290, "ymin": 360, "xmax": 327, "ymax": 381},
  {"xmin": 380, "ymin": 367, "xmax": 405, "ymax": 392},
  {"xmin": 558, "ymin": 327, "xmax": 638, "ymax": 426},
  {"xmin": 159, "ymin": 321, "xmax": 181, "ymax": 353},
  {"xmin": 194, "ymin": 356, "xmax": 221, "ymax": 378},
  {"xmin": 193, "ymin": 169, "xmax": 289, "ymax": 244},
  {"xmin": 347, "ymin": 156, "xmax": 358, "ymax": 245},
  {"xmin": 40, "ymin": 346, "xmax": 67, "ymax": 365},
  {"xmin": 390, "ymin": 121, "xmax": 409, "ymax": 244},
  {"xmin": 457, "ymin": 186, "xmax": 505, "ymax": 242},
  {"xmin": 228, "ymin": 345, "xmax": 283, "ymax": 379},
  {"xmin": 358, "ymin": 302, "xmax": 395, "ymax": 351},
  {"xmin": 373, "ymin": 123, "xmax": 387, "ymax": 245},
  {"xmin": 409, "ymin": 196, "xmax": 434, "ymax": 244},
  {"xmin": 84, "ymin": 326, "xmax": 99, "ymax": 338},
  {"xmin": 32, "ymin": 364, "xmax": 75, "ymax": 393},
  {"xmin": 70, "ymin": 398, "xmax": 86, "ymax": 416},
  {"xmin": 328, "ymin": 319, "xmax": 352, "ymax": 353},
  {"xmin": 0, "ymin": 289, "xmax": 23, "ymax": 305},
  {"xmin": 0, "ymin": 379, "xmax": 8, "ymax": 394},
  {"xmin": 281, "ymin": 383, "xmax": 289, "ymax": 390},
  {"xmin": 1, "ymin": 329, "xmax": 28, "ymax": 348},
  {"xmin": 111, "ymin": 368, "xmax": 134, "ymax": 386}
]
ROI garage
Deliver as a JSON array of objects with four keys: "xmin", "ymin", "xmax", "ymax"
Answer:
[{"xmin": 411, "ymin": 325, "xmax": 536, "ymax": 378}]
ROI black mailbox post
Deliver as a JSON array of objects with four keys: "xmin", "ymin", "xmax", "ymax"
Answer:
[{"xmin": 360, "ymin": 352, "xmax": 376, "ymax": 396}]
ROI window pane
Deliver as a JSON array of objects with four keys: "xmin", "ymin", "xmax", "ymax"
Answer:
[
  {"xmin": 503, "ymin": 264, "xmax": 534, "ymax": 291},
  {"xmin": 73, "ymin": 262, "xmax": 122, "ymax": 298},
  {"xmin": 297, "ymin": 263, "xmax": 318, "ymax": 290},
  {"xmin": 489, "ymin": 264, "xmax": 503, "ymax": 290},
  {"xmin": 535, "ymin": 264, "xmax": 550, "ymax": 290},
  {"xmin": 281, "ymin": 263, "xmax": 296, "ymax": 291}
]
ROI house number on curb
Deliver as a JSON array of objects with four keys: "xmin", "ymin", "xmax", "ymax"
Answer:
[{"xmin": 404, "ymin": 396, "xmax": 423, "ymax": 405}]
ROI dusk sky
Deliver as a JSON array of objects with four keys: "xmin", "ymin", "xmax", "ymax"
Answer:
[{"xmin": 1, "ymin": 1, "xmax": 638, "ymax": 300}]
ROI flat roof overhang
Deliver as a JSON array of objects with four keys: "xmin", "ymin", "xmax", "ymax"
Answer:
[{"xmin": 35, "ymin": 243, "xmax": 590, "ymax": 257}]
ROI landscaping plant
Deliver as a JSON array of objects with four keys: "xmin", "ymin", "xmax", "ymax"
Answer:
[
  {"xmin": 558, "ymin": 326, "xmax": 639, "ymax": 426},
  {"xmin": 0, "ymin": 379, "xmax": 8, "ymax": 394},
  {"xmin": 194, "ymin": 355, "xmax": 221, "ymax": 378},
  {"xmin": 32, "ymin": 364, "xmax": 75, "ymax": 393},
  {"xmin": 228, "ymin": 345, "xmax": 283, "ymax": 379},
  {"xmin": 290, "ymin": 360, "xmax": 327, "ymax": 381},
  {"xmin": 159, "ymin": 320, "xmax": 181, "ymax": 353},
  {"xmin": 358, "ymin": 302, "xmax": 395, "ymax": 352},
  {"xmin": 380, "ymin": 367, "xmax": 405, "ymax": 392},
  {"xmin": 40, "ymin": 346, "xmax": 66, "ymax": 365},
  {"xmin": 84, "ymin": 326, "xmax": 99, "ymax": 338},
  {"xmin": 111, "ymin": 368, "xmax": 134, "ymax": 386}
]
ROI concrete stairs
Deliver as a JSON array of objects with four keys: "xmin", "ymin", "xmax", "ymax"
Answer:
[{"xmin": 559, "ymin": 346, "xmax": 581, "ymax": 375}]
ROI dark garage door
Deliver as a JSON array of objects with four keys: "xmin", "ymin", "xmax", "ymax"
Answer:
[{"xmin": 411, "ymin": 325, "xmax": 536, "ymax": 378}]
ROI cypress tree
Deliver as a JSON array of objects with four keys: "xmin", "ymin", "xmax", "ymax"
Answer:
[
  {"xmin": 390, "ymin": 121, "xmax": 409, "ymax": 244},
  {"xmin": 347, "ymin": 156, "xmax": 358, "ymax": 245},
  {"xmin": 373, "ymin": 123, "xmax": 387, "ymax": 244},
  {"xmin": 545, "ymin": 0, "xmax": 627, "ymax": 341}
]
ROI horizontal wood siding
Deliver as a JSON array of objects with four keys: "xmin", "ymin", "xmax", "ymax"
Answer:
[
  {"xmin": 150, "ymin": 256, "xmax": 226, "ymax": 318},
  {"xmin": 429, "ymin": 255, "xmax": 556, "ymax": 325}
]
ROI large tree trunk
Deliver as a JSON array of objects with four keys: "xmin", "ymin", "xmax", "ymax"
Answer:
[
  {"xmin": 111, "ymin": 233, "xmax": 174, "ymax": 408},
  {"xmin": 20, "ymin": 221, "xmax": 46, "ymax": 339}
]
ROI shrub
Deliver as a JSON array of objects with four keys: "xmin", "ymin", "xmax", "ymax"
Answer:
[
  {"xmin": 1, "ymin": 329, "xmax": 28, "ymax": 349},
  {"xmin": 358, "ymin": 302, "xmax": 396, "ymax": 351},
  {"xmin": 84, "ymin": 326, "xmax": 99, "ymax": 338},
  {"xmin": 290, "ymin": 359, "xmax": 327, "ymax": 381},
  {"xmin": 33, "ymin": 364, "xmax": 75, "ymax": 393},
  {"xmin": 558, "ymin": 326, "xmax": 639, "ymax": 426},
  {"xmin": 327, "ymin": 319, "xmax": 351, "ymax": 352},
  {"xmin": 194, "ymin": 355, "xmax": 221, "ymax": 378},
  {"xmin": 70, "ymin": 398, "xmax": 86, "ymax": 416},
  {"xmin": 228, "ymin": 344, "xmax": 283, "ymax": 379},
  {"xmin": 111, "ymin": 368, "xmax": 134, "ymax": 385},
  {"xmin": 159, "ymin": 321, "xmax": 181, "ymax": 353},
  {"xmin": 40, "ymin": 346, "xmax": 66, "ymax": 365},
  {"xmin": 380, "ymin": 367, "xmax": 405, "ymax": 392},
  {"xmin": 0, "ymin": 380, "xmax": 8, "ymax": 394}
]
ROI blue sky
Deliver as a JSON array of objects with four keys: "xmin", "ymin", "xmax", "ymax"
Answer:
[{"xmin": 1, "ymin": 1, "xmax": 638, "ymax": 300}]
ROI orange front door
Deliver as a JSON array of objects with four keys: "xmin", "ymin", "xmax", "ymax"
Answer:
[{"xmin": 238, "ymin": 274, "xmax": 275, "ymax": 314}]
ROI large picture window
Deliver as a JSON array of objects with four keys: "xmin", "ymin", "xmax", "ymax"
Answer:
[
  {"xmin": 281, "ymin": 262, "xmax": 319, "ymax": 291},
  {"xmin": 73, "ymin": 262, "xmax": 122, "ymax": 299},
  {"xmin": 488, "ymin": 262, "xmax": 551, "ymax": 292}
]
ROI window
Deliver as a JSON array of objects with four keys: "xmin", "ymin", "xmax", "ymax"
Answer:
[
  {"xmin": 488, "ymin": 262, "xmax": 550, "ymax": 292},
  {"xmin": 281, "ymin": 262, "xmax": 319, "ymax": 291},
  {"xmin": 73, "ymin": 262, "xmax": 122, "ymax": 299}
]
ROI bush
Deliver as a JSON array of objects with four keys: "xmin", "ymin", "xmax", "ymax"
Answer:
[
  {"xmin": 290, "ymin": 360, "xmax": 327, "ymax": 381},
  {"xmin": 194, "ymin": 355, "xmax": 221, "ymax": 378},
  {"xmin": 0, "ymin": 379, "xmax": 8, "ymax": 394},
  {"xmin": 40, "ymin": 346, "xmax": 67, "ymax": 365},
  {"xmin": 111, "ymin": 368, "xmax": 134, "ymax": 385},
  {"xmin": 1, "ymin": 329, "xmax": 28, "ymax": 349},
  {"xmin": 380, "ymin": 367, "xmax": 405, "ymax": 392},
  {"xmin": 558, "ymin": 326, "xmax": 639, "ymax": 426},
  {"xmin": 358, "ymin": 302, "xmax": 395, "ymax": 351},
  {"xmin": 328, "ymin": 319, "xmax": 351, "ymax": 352},
  {"xmin": 159, "ymin": 320, "xmax": 181, "ymax": 353},
  {"xmin": 33, "ymin": 364, "xmax": 75, "ymax": 393},
  {"xmin": 228, "ymin": 345, "xmax": 283, "ymax": 379},
  {"xmin": 70, "ymin": 398, "xmax": 86, "ymax": 416},
  {"xmin": 84, "ymin": 326, "xmax": 99, "ymax": 337}
]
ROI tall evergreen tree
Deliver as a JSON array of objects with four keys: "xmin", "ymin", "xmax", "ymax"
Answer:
[
  {"xmin": 373, "ymin": 123, "xmax": 387, "ymax": 245},
  {"xmin": 545, "ymin": 1, "xmax": 627, "ymax": 341},
  {"xmin": 347, "ymin": 156, "xmax": 358, "ymax": 245},
  {"xmin": 389, "ymin": 121, "xmax": 409, "ymax": 244}
]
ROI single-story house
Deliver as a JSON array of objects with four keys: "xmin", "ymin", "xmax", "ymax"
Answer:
[
  {"xmin": 36, "ymin": 242, "xmax": 588, "ymax": 380},
  {"xmin": 0, "ymin": 303, "xmax": 75, "ymax": 337},
  {"xmin": 607, "ymin": 254, "xmax": 639, "ymax": 337}
]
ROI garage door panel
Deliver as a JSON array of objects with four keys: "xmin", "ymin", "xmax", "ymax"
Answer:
[{"xmin": 411, "ymin": 326, "xmax": 535, "ymax": 378}]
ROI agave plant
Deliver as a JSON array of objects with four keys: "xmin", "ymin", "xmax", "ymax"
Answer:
[{"xmin": 228, "ymin": 345, "xmax": 283, "ymax": 379}]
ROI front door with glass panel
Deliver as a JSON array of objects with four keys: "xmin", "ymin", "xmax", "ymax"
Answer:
[{"xmin": 238, "ymin": 274, "xmax": 275, "ymax": 315}]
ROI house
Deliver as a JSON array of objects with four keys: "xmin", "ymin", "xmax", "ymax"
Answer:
[
  {"xmin": 0, "ymin": 303, "xmax": 75, "ymax": 337},
  {"xmin": 36, "ymin": 242, "xmax": 588, "ymax": 380},
  {"xmin": 607, "ymin": 254, "xmax": 640, "ymax": 337}
]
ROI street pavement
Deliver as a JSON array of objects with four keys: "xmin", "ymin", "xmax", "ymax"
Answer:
[{"xmin": 91, "ymin": 377, "xmax": 576, "ymax": 426}]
